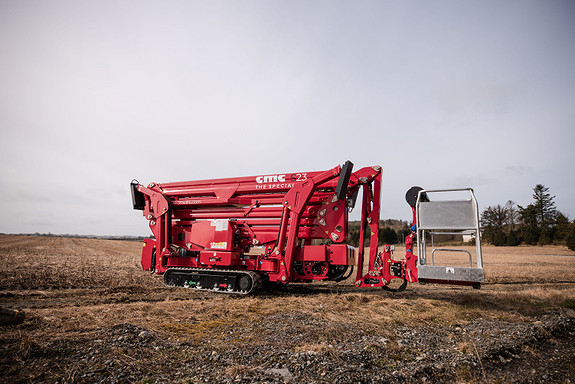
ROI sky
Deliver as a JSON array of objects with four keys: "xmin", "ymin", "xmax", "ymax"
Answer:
[{"xmin": 0, "ymin": 0, "xmax": 574, "ymax": 236}]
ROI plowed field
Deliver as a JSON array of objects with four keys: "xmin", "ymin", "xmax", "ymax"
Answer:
[{"xmin": 1, "ymin": 235, "xmax": 574, "ymax": 383}]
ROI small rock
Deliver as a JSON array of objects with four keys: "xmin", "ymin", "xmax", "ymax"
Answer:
[
  {"xmin": 266, "ymin": 368, "xmax": 293, "ymax": 380},
  {"xmin": 138, "ymin": 331, "xmax": 151, "ymax": 339}
]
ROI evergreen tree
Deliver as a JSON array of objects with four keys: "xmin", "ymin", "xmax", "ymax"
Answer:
[
  {"xmin": 518, "ymin": 185, "xmax": 559, "ymax": 244},
  {"xmin": 567, "ymin": 221, "xmax": 575, "ymax": 251},
  {"xmin": 505, "ymin": 230, "xmax": 520, "ymax": 246},
  {"xmin": 518, "ymin": 204, "xmax": 539, "ymax": 245},
  {"xmin": 532, "ymin": 184, "xmax": 557, "ymax": 243},
  {"xmin": 554, "ymin": 213, "xmax": 571, "ymax": 242},
  {"xmin": 481, "ymin": 205, "xmax": 507, "ymax": 245},
  {"xmin": 378, "ymin": 227, "xmax": 398, "ymax": 245},
  {"xmin": 532, "ymin": 184, "xmax": 557, "ymax": 225}
]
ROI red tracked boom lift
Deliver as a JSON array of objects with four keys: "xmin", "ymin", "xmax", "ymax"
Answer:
[{"xmin": 131, "ymin": 161, "xmax": 484, "ymax": 294}]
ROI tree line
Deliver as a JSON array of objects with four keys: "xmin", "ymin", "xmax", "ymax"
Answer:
[
  {"xmin": 347, "ymin": 219, "xmax": 411, "ymax": 247},
  {"xmin": 481, "ymin": 184, "xmax": 575, "ymax": 250}
]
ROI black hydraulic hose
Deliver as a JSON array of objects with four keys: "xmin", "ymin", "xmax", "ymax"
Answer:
[{"xmin": 339, "ymin": 265, "xmax": 354, "ymax": 282}]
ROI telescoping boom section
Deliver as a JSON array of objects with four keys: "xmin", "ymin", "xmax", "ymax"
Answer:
[{"xmin": 131, "ymin": 161, "xmax": 484, "ymax": 294}]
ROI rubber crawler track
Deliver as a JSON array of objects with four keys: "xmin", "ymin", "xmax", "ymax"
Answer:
[{"xmin": 163, "ymin": 268, "xmax": 262, "ymax": 295}]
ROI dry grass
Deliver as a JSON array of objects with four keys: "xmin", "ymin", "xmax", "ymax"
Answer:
[{"xmin": 1, "ymin": 235, "xmax": 574, "ymax": 345}]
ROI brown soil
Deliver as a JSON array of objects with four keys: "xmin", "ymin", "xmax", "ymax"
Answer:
[{"xmin": 1, "ymin": 235, "xmax": 574, "ymax": 383}]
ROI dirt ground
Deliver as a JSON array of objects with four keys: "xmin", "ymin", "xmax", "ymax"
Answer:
[{"xmin": 1, "ymin": 235, "xmax": 575, "ymax": 383}]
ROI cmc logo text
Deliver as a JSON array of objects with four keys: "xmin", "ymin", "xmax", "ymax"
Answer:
[{"xmin": 256, "ymin": 174, "xmax": 286, "ymax": 184}]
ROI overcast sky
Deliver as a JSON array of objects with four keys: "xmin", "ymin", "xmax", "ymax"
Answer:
[{"xmin": 1, "ymin": 0, "xmax": 574, "ymax": 236}]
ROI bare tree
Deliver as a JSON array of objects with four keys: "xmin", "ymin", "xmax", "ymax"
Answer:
[{"xmin": 505, "ymin": 200, "xmax": 518, "ymax": 233}]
